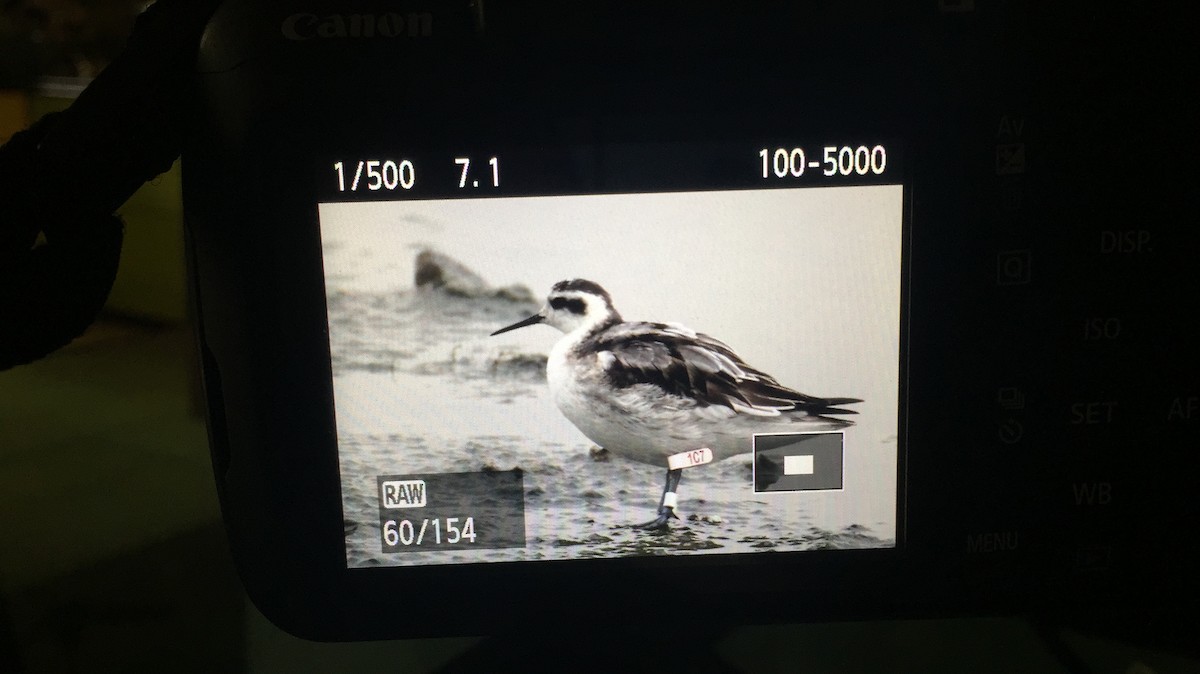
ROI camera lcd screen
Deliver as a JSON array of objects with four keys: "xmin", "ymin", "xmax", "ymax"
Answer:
[{"xmin": 318, "ymin": 148, "xmax": 905, "ymax": 568}]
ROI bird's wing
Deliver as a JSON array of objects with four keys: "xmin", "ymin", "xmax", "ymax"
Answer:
[{"xmin": 590, "ymin": 322, "xmax": 861, "ymax": 418}]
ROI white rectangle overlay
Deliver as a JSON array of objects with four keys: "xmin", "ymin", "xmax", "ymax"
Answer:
[{"xmin": 784, "ymin": 455, "xmax": 815, "ymax": 476}]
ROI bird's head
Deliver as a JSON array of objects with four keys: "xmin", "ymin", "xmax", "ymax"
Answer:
[{"xmin": 490, "ymin": 279, "xmax": 622, "ymax": 337}]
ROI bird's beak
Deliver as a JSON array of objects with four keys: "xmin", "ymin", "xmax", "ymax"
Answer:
[{"xmin": 490, "ymin": 312, "xmax": 545, "ymax": 336}]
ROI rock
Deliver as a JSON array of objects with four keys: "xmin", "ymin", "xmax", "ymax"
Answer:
[
  {"xmin": 414, "ymin": 249, "xmax": 488, "ymax": 295},
  {"xmin": 494, "ymin": 284, "xmax": 536, "ymax": 303},
  {"xmin": 414, "ymin": 249, "xmax": 534, "ymax": 302}
]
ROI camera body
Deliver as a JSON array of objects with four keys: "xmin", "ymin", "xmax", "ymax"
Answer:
[{"xmin": 183, "ymin": 1, "xmax": 1197, "ymax": 640}]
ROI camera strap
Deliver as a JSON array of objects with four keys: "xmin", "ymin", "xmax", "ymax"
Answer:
[
  {"xmin": 0, "ymin": 114, "xmax": 124, "ymax": 370},
  {"xmin": 0, "ymin": 0, "xmax": 222, "ymax": 370}
]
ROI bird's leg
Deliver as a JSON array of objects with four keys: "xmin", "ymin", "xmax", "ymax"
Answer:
[{"xmin": 636, "ymin": 468, "xmax": 683, "ymax": 530}]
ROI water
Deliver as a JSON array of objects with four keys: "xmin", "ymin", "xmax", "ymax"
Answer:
[{"xmin": 331, "ymin": 287, "xmax": 893, "ymax": 567}]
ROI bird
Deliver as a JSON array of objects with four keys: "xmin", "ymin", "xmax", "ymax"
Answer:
[{"xmin": 490, "ymin": 279, "xmax": 861, "ymax": 530}]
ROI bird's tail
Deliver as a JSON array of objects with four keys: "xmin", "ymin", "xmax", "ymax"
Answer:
[{"xmin": 814, "ymin": 396, "xmax": 862, "ymax": 416}]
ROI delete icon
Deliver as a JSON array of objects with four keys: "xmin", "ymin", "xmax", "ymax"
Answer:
[{"xmin": 995, "ymin": 143, "xmax": 1026, "ymax": 175}]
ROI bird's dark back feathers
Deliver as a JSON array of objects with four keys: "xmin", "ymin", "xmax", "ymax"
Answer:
[{"xmin": 586, "ymin": 322, "xmax": 861, "ymax": 418}]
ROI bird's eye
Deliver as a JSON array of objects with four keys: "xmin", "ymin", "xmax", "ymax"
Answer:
[{"xmin": 549, "ymin": 297, "xmax": 567, "ymax": 310}]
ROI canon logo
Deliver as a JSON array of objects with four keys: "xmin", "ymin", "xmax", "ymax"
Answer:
[{"xmin": 282, "ymin": 12, "xmax": 433, "ymax": 40}]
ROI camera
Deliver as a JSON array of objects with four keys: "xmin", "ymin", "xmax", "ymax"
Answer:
[{"xmin": 183, "ymin": 0, "xmax": 1197, "ymax": 641}]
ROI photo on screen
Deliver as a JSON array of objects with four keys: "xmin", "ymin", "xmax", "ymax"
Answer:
[{"xmin": 319, "ymin": 185, "xmax": 903, "ymax": 567}]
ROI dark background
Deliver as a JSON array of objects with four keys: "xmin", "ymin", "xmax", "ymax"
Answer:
[{"xmin": 1, "ymin": 1, "xmax": 1197, "ymax": 671}]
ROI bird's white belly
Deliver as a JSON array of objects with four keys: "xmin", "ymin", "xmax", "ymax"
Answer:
[{"xmin": 547, "ymin": 343, "xmax": 752, "ymax": 466}]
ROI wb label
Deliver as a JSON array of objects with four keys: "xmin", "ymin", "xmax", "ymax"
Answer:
[{"xmin": 382, "ymin": 479, "xmax": 427, "ymax": 508}]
